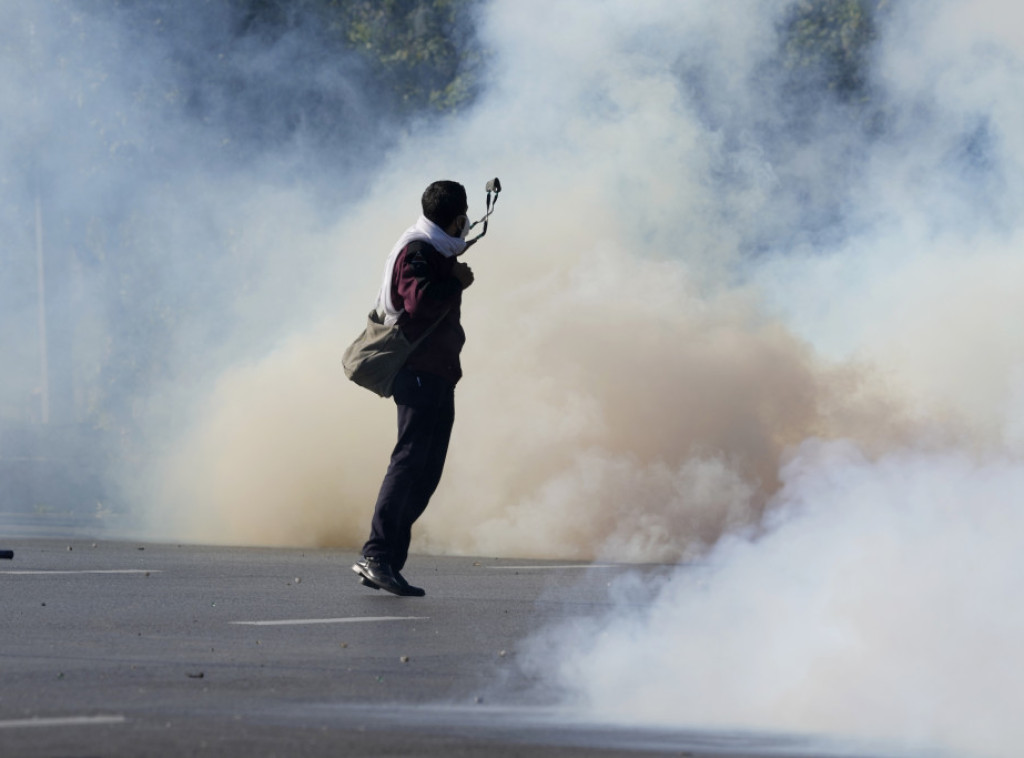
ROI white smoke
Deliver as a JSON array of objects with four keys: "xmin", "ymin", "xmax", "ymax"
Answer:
[
  {"xmin": 524, "ymin": 440, "xmax": 1024, "ymax": 756},
  {"xmin": 508, "ymin": 1, "xmax": 1024, "ymax": 755}
]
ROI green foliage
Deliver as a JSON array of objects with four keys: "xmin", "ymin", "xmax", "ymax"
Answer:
[
  {"xmin": 326, "ymin": 0, "xmax": 482, "ymax": 113},
  {"xmin": 225, "ymin": 0, "xmax": 484, "ymax": 114},
  {"xmin": 781, "ymin": 0, "xmax": 888, "ymax": 99}
]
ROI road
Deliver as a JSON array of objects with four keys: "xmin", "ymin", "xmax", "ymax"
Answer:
[{"xmin": 0, "ymin": 539, "xmax": 902, "ymax": 757}]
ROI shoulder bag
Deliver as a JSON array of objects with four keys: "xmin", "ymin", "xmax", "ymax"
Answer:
[{"xmin": 342, "ymin": 309, "xmax": 448, "ymax": 398}]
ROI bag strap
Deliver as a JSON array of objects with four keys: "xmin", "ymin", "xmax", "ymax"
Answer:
[{"xmin": 409, "ymin": 308, "xmax": 450, "ymax": 349}]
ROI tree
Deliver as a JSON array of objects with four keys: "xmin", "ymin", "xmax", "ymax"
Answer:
[
  {"xmin": 781, "ymin": 0, "xmax": 888, "ymax": 101},
  {"xmin": 226, "ymin": 0, "xmax": 484, "ymax": 116},
  {"xmin": 330, "ymin": 0, "xmax": 482, "ymax": 113}
]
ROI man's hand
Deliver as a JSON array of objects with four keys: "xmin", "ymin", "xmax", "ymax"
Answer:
[{"xmin": 451, "ymin": 261, "xmax": 474, "ymax": 289}]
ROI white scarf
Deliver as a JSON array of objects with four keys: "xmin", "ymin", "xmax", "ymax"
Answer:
[{"xmin": 376, "ymin": 215, "xmax": 467, "ymax": 326}]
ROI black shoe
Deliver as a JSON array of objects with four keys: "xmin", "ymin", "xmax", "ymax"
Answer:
[
  {"xmin": 392, "ymin": 568, "xmax": 426, "ymax": 597},
  {"xmin": 352, "ymin": 557, "xmax": 422, "ymax": 597}
]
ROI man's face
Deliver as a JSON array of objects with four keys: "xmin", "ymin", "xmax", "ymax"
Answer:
[{"xmin": 448, "ymin": 204, "xmax": 470, "ymax": 238}]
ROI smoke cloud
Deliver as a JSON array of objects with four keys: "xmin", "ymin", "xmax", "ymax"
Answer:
[
  {"xmin": 141, "ymin": 0, "xmax": 939, "ymax": 558},
  {"xmin": 523, "ymin": 440, "xmax": 1024, "ymax": 756},
  {"xmin": 0, "ymin": 0, "xmax": 397, "ymax": 519},
  {"xmin": 492, "ymin": 1, "xmax": 1021, "ymax": 755},
  {"xmin": 5, "ymin": 0, "xmax": 1024, "ymax": 753}
]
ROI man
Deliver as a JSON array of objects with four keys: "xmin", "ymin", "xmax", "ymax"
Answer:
[{"xmin": 352, "ymin": 180, "xmax": 474, "ymax": 597}]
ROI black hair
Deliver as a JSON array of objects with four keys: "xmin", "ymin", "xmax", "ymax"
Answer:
[{"xmin": 421, "ymin": 180, "xmax": 468, "ymax": 230}]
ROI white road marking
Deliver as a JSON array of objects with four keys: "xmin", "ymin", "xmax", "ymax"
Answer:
[
  {"xmin": 0, "ymin": 715, "xmax": 126, "ymax": 729},
  {"xmin": 486, "ymin": 564, "xmax": 621, "ymax": 570},
  {"xmin": 231, "ymin": 616, "xmax": 428, "ymax": 626},
  {"xmin": 0, "ymin": 570, "xmax": 161, "ymax": 575}
]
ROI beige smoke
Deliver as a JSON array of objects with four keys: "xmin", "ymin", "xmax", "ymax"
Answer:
[
  {"xmin": 144, "ymin": 0, "xmax": 1014, "ymax": 565},
  {"xmin": 147, "ymin": 175, "xmax": 923, "ymax": 558}
]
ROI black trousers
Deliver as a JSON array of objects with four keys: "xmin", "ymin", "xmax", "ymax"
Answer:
[{"xmin": 362, "ymin": 368, "xmax": 455, "ymax": 571}]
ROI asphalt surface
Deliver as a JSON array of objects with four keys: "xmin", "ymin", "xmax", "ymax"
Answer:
[{"xmin": 0, "ymin": 538, "xmax": 909, "ymax": 758}]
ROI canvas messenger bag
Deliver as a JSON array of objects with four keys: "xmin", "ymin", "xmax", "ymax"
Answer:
[{"xmin": 342, "ymin": 308, "xmax": 448, "ymax": 398}]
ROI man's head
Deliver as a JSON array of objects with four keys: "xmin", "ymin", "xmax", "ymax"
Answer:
[{"xmin": 422, "ymin": 180, "xmax": 468, "ymax": 237}]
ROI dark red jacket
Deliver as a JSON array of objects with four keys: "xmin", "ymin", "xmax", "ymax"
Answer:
[{"xmin": 392, "ymin": 240, "xmax": 466, "ymax": 384}]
